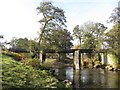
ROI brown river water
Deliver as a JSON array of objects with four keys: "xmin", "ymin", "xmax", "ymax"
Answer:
[{"xmin": 52, "ymin": 67, "xmax": 120, "ymax": 88}]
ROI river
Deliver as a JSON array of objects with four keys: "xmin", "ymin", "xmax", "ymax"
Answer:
[{"xmin": 52, "ymin": 67, "xmax": 120, "ymax": 88}]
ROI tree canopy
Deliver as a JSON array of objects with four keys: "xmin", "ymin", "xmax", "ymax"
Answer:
[
  {"xmin": 37, "ymin": 1, "xmax": 73, "ymax": 51},
  {"xmin": 105, "ymin": 7, "xmax": 120, "ymax": 63},
  {"xmin": 73, "ymin": 21, "xmax": 107, "ymax": 49},
  {"xmin": 108, "ymin": 7, "xmax": 120, "ymax": 23},
  {"xmin": 9, "ymin": 37, "xmax": 38, "ymax": 58}
]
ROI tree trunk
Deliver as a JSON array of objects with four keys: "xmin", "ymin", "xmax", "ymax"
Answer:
[
  {"xmin": 38, "ymin": 21, "xmax": 48, "ymax": 62},
  {"xmin": 79, "ymin": 37, "xmax": 81, "ymax": 49}
]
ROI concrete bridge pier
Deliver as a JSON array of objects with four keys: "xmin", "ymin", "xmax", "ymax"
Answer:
[
  {"xmin": 74, "ymin": 50, "xmax": 81, "ymax": 70},
  {"xmin": 101, "ymin": 52, "xmax": 107, "ymax": 65},
  {"xmin": 39, "ymin": 51, "xmax": 46, "ymax": 63}
]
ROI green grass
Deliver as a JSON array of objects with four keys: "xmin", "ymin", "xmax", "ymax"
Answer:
[{"xmin": 1, "ymin": 54, "xmax": 70, "ymax": 89}]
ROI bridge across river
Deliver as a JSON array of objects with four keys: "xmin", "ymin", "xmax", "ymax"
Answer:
[
  {"xmin": 9, "ymin": 48, "xmax": 108, "ymax": 70},
  {"xmin": 41, "ymin": 49, "xmax": 108, "ymax": 70}
]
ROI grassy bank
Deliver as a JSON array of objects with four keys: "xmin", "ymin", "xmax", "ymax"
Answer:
[{"xmin": 1, "ymin": 54, "xmax": 71, "ymax": 89}]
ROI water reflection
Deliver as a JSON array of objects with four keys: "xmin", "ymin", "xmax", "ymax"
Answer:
[
  {"xmin": 53, "ymin": 67, "xmax": 120, "ymax": 88},
  {"xmin": 66, "ymin": 67, "xmax": 73, "ymax": 82},
  {"xmin": 73, "ymin": 70, "xmax": 80, "ymax": 88}
]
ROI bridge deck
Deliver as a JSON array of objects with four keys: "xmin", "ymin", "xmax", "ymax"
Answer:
[
  {"xmin": 44, "ymin": 49, "xmax": 106, "ymax": 53},
  {"xmin": 9, "ymin": 48, "xmax": 107, "ymax": 53}
]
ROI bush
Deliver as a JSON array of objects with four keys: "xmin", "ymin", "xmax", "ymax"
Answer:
[
  {"xmin": 20, "ymin": 58, "xmax": 41, "ymax": 67},
  {"xmin": 41, "ymin": 62, "xmax": 54, "ymax": 68},
  {"xmin": 94, "ymin": 61, "xmax": 102, "ymax": 65},
  {"xmin": 27, "ymin": 58, "xmax": 41, "ymax": 67},
  {"xmin": 20, "ymin": 53, "xmax": 31, "ymax": 58},
  {"xmin": 12, "ymin": 52, "xmax": 22, "ymax": 60},
  {"xmin": 2, "ymin": 51, "xmax": 22, "ymax": 60},
  {"xmin": 57, "ymin": 81, "xmax": 72, "ymax": 88},
  {"xmin": 108, "ymin": 54, "xmax": 119, "ymax": 64}
]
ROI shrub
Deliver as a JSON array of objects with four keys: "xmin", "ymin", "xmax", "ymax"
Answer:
[
  {"xmin": 27, "ymin": 58, "xmax": 41, "ymax": 67},
  {"xmin": 84, "ymin": 58, "xmax": 90, "ymax": 62},
  {"xmin": 12, "ymin": 52, "xmax": 22, "ymax": 60},
  {"xmin": 20, "ymin": 58, "xmax": 41, "ymax": 67},
  {"xmin": 108, "ymin": 54, "xmax": 119, "ymax": 65},
  {"xmin": 94, "ymin": 61, "xmax": 102, "ymax": 65},
  {"xmin": 20, "ymin": 58, "xmax": 29, "ymax": 65},
  {"xmin": 41, "ymin": 62, "xmax": 54, "ymax": 68},
  {"xmin": 2, "ymin": 51, "xmax": 22, "ymax": 60},
  {"xmin": 2, "ymin": 51, "xmax": 7, "ymax": 55},
  {"xmin": 20, "ymin": 53, "xmax": 31, "ymax": 58}
]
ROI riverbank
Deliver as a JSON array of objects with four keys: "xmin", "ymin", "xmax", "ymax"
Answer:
[
  {"xmin": 42, "ymin": 58, "xmax": 74, "ymax": 68},
  {"xmin": 42, "ymin": 58, "xmax": 120, "ymax": 72},
  {"xmin": 1, "ymin": 54, "xmax": 71, "ymax": 89}
]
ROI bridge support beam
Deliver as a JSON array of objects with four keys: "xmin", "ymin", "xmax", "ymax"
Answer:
[
  {"xmin": 73, "ymin": 70, "xmax": 80, "ymax": 88},
  {"xmin": 39, "ymin": 51, "xmax": 46, "ymax": 63},
  {"xmin": 101, "ymin": 52, "xmax": 107, "ymax": 65},
  {"xmin": 74, "ymin": 50, "xmax": 81, "ymax": 70}
]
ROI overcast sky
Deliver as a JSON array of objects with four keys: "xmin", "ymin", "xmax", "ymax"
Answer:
[{"xmin": 0, "ymin": 0, "xmax": 119, "ymax": 44}]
